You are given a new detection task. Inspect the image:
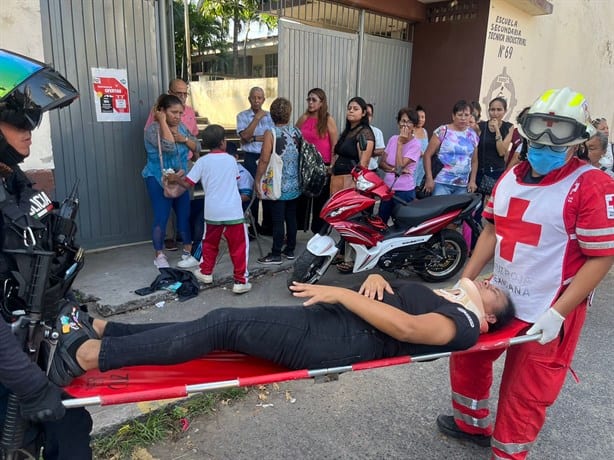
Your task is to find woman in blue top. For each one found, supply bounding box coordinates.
[142,94,200,268]
[255,97,301,265]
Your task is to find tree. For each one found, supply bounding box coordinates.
[198,0,277,77]
[173,1,226,79]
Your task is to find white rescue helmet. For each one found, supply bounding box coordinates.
[518,87,595,147]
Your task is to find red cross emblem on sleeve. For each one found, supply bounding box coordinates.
[496,197,542,262]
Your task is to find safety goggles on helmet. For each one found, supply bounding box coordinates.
[521,113,589,146]
[527,141,568,153]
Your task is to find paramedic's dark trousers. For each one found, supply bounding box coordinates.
[99,305,395,372]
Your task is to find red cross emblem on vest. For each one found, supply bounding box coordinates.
[496,197,542,262]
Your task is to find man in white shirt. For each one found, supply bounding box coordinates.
[366,103,385,172]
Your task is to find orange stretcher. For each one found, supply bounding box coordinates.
[62,319,539,409]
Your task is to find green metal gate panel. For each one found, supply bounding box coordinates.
[40,0,161,249]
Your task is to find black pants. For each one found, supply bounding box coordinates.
[99,305,405,372]
[269,198,298,256]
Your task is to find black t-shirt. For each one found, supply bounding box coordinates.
[378,281,480,354]
[333,125,375,175]
[478,120,513,172]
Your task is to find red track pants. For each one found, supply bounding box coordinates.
[199,222,249,284]
[449,304,586,459]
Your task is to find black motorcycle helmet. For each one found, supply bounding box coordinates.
[0,49,79,165]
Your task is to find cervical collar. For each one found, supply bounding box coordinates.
[435,278,487,333]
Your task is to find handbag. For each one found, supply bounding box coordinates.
[157,131,186,199]
[477,173,497,195]
[258,128,283,200]
[416,127,447,198]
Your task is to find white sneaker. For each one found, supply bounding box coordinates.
[154,253,170,268]
[193,270,213,284]
[178,255,200,269]
[232,282,252,294]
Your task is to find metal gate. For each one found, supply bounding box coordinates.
[278,19,412,141]
[278,19,357,133]
[40,0,161,249]
[360,34,412,141]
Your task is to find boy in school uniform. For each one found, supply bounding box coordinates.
[170,125,251,294]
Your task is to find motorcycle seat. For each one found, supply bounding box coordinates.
[392,194,474,228]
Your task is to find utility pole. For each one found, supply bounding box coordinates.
[184,0,192,82]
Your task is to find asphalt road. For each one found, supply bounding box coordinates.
[92,265,614,460]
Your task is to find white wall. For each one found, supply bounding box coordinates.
[480,0,614,138]
[1,0,53,170]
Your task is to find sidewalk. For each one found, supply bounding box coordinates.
[73,230,310,316]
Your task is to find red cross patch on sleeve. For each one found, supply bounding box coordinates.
[606,194,614,219]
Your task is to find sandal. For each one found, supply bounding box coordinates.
[47,302,98,387]
[331,254,345,265]
[336,261,354,274]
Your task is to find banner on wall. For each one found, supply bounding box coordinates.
[91,68,131,122]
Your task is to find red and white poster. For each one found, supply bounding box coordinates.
[91,68,131,122]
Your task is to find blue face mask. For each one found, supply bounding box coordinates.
[527,144,568,175]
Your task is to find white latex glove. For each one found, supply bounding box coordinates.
[527,308,565,345]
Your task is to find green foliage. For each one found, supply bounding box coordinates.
[91,388,249,459]
[173,0,226,79]
[196,0,278,76]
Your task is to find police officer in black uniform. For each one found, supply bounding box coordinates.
[0,49,92,459]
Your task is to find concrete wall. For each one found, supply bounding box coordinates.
[480,0,614,130]
[190,77,278,129]
[0,0,52,172]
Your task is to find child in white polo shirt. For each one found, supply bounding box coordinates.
[173,125,251,294]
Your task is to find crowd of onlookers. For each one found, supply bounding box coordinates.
[140,80,614,286]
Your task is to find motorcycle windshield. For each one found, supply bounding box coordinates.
[0,49,79,113]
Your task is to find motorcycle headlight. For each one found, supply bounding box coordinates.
[355,175,373,192]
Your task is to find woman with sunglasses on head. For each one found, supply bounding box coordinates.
[295,88,338,233]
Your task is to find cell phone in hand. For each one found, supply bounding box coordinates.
[358,133,368,151]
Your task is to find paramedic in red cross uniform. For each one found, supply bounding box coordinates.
[437,87,614,459]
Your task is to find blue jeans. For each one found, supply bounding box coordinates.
[433,182,468,196]
[379,189,416,223]
[269,198,298,256]
[99,305,404,372]
[145,176,191,251]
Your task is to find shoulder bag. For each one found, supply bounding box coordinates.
[258,128,283,200]
[158,131,186,199]
[416,126,447,198]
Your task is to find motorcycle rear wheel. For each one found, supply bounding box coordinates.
[418,229,467,282]
[287,250,327,290]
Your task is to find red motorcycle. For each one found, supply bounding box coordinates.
[288,167,482,286]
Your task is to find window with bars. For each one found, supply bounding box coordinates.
[427,1,478,23]
[265,53,278,77]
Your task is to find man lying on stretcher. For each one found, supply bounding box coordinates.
[47,276,515,386]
